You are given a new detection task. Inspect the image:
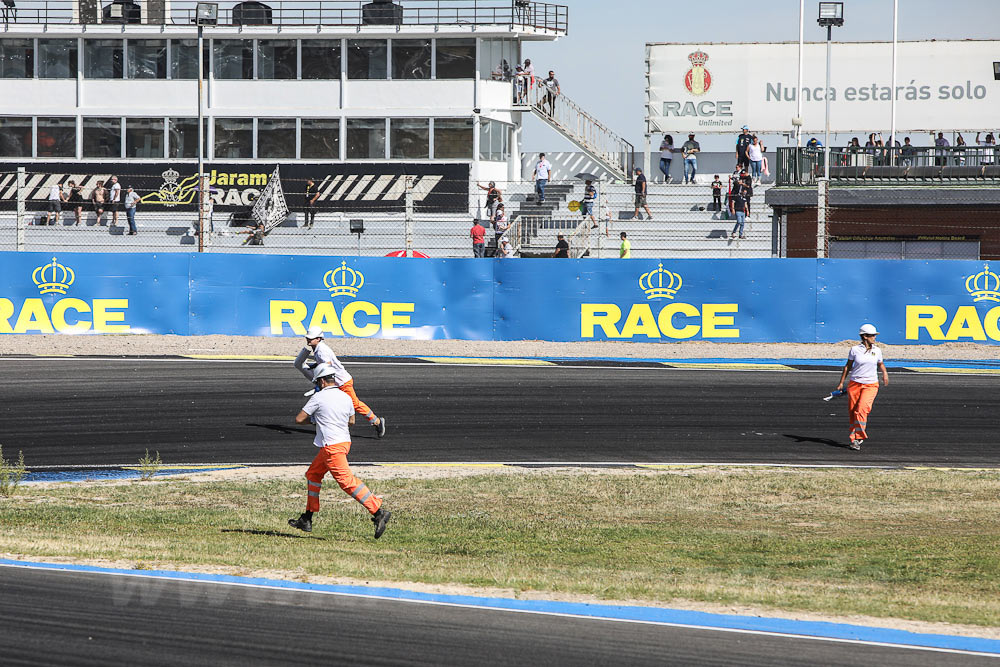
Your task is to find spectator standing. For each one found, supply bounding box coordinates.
[492,202,510,251]
[711,175,722,212]
[303,178,318,228]
[729,177,748,240]
[976,132,996,165]
[521,58,535,101]
[124,186,139,235]
[533,152,551,204]
[66,181,83,225]
[91,180,107,226]
[954,134,967,166]
[900,137,916,167]
[933,132,950,166]
[552,234,569,258]
[747,136,764,184]
[245,220,265,246]
[741,170,754,217]
[658,134,674,183]
[478,181,502,220]
[108,175,122,227]
[619,231,631,258]
[470,218,486,258]
[682,133,700,184]
[581,179,597,228]
[632,168,653,221]
[45,182,64,225]
[541,70,560,116]
[497,236,513,258]
[735,125,752,171]
[513,65,526,103]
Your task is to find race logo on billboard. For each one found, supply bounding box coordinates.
[684,50,712,96]
[324,261,365,299]
[966,263,1000,303]
[32,257,75,295]
[638,263,683,300]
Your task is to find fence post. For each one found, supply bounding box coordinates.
[16,166,25,252]
[816,178,828,259]
[404,175,414,258]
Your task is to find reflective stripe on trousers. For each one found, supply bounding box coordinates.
[847,381,879,443]
[304,442,381,515]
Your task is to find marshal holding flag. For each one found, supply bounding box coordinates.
[251,166,290,234]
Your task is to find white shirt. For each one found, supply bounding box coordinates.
[659,141,673,159]
[747,144,763,161]
[847,344,883,384]
[48,185,62,201]
[535,159,551,180]
[498,238,512,258]
[312,340,353,386]
[302,387,354,447]
[110,182,121,203]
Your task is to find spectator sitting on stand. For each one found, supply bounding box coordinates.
[497,236,513,259]
[244,220,265,246]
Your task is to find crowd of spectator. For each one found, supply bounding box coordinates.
[806,130,998,167]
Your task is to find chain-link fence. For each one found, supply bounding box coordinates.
[0,170,781,259]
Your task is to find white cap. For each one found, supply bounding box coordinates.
[859,323,879,335]
[304,326,324,339]
[312,365,336,381]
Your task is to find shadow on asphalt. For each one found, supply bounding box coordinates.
[783,434,850,450]
[246,423,316,436]
[221,528,327,541]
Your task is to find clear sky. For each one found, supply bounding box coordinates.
[522,0,998,152]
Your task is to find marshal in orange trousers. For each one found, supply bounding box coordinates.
[847,381,879,444]
[305,442,382,515]
[338,380,377,425]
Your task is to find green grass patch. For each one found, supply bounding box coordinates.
[1,469,999,627]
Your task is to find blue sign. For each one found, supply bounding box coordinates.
[1,252,998,345]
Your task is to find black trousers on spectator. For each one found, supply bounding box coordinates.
[304,204,316,227]
[713,193,722,211]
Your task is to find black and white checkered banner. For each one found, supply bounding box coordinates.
[250,166,288,232]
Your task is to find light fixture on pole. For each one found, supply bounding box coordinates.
[195,1,217,253]
[994,61,1000,81]
[817,1,844,181]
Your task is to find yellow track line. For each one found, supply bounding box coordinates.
[416,357,555,366]
[904,367,1000,375]
[662,362,796,371]
[183,354,297,361]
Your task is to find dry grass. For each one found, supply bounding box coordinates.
[2,469,999,627]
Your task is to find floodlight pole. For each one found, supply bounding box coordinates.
[197,22,205,253]
[823,24,832,180]
[889,0,898,162]
[796,0,803,149]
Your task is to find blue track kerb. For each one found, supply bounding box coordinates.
[1,559,998,655]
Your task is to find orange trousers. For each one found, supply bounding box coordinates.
[338,380,376,425]
[305,442,381,515]
[847,381,879,444]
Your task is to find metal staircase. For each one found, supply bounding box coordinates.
[514,80,633,182]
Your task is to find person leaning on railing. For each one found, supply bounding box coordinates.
[976,132,996,165]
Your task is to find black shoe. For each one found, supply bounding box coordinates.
[375,417,386,439]
[288,514,312,533]
[372,508,391,539]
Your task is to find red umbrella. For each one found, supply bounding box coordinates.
[384,250,430,258]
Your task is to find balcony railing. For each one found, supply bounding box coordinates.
[0,0,568,31]
[776,146,1000,186]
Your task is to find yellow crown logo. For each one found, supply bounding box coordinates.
[966,263,1000,303]
[323,261,365,298]
[32,257,75,295]
[638,263,683,300]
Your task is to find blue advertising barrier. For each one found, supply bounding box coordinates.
[1,252,998,345]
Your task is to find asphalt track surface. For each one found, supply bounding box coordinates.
[1,565,994,667]
[2,358,998,468]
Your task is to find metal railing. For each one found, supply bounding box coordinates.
[0,0,568,30]
[776,146,1000,186]
[513,77,632,182]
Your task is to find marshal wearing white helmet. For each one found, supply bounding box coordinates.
[834,323,889,450]
[294,326,386,439]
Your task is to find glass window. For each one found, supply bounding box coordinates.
[390,118,429,159]
[125,118,164,158]
[479,119,510,162]
[84,39,124,79]
[347,40,386,80]
[392,39,430,80]
[127,39,166,79]
[301,39,341,79]
[214,118,252,158]
[38,39,78,79]
[480,39,517,81]
[346,118,385,159]
[170,40,209,79]
[82,117,122,158]
[257,118,295,158]
[436,39,475,79]
[300,118,339,159]
[0,117,32,158]
[214,40,253,80]
[433,118,473,159]
[167,117,207,158]
[257,40,297,80]
[37,117,76,158]
[0,39,34,78]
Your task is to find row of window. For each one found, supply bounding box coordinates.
[0,37,518,81]
[0,116,513,162]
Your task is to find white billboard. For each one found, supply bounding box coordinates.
[646,40,998,135]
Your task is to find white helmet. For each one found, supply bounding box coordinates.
[305,326,324,340]
[312,365,336,382]
[859,323,879,335]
